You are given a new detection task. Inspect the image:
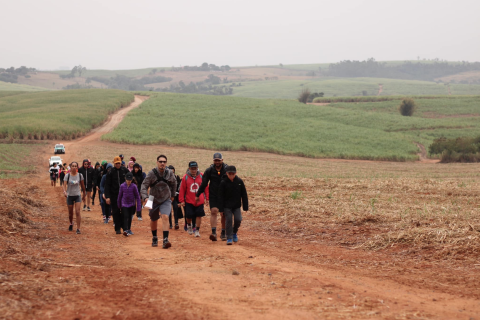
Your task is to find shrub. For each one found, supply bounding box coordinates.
[298,88,311,104]
[429,136,480,163]
[399,98,416,116]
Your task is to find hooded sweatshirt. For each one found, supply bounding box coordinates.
[128,161,134,172]
[141,167,177,204]
[117,181,142,211]
[217,175,248,213]
[105,165,129,199]
[196,163,228,199]
[179,169,209,206]
[100,163,113,195]
[132,163,146,191]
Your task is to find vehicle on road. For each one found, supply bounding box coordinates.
[49,156,63,167]
[54,144,65,154]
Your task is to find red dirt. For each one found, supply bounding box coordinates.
[1,97,478,319]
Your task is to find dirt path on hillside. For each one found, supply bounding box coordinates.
[2,97,476,319]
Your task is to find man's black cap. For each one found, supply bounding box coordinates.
[213,152,223,160]
[225,165,236,173]
[125,172,133,180]
[189,161,198,168]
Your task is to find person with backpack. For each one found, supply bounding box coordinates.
[62,162,86,234]
[132,163,146,221]
[140,155,177,249]
[118,172,142,237]
[179,161,209,237]
[100,163,113,223]
[167,165,183,230]
[105,156,129,234]
[218,165,249,245]
[196,152,228,241]
[49,162,60,187]
[78,159,95,211]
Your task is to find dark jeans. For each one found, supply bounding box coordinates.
[122,206,135,231]
[225,208,242,240]
[92,186,97,203]
[110,195,122,232]
[169,199,182,226]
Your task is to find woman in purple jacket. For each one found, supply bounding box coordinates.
[118,172,142,237]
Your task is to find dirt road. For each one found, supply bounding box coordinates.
[1,97,478,319]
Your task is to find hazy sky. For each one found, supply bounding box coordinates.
[2,0,479,70]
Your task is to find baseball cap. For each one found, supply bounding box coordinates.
[226,165,236,173]
[119,154,124,159]
[113,156,122,164]
[125,172,133,180]
[188,161,198,168]
[130,156,136,162]
[213,152,223,160]
[101,160,107,166]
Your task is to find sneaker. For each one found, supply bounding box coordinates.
[169,225,173,229]
[163,238,171,249]
[87,207,91,211]
[152,236,158,247]
[195,230,200,237]
[184,223,188,231]
[233,234,239,242]
[220,230,227,241]
[76,229,81,234]
[123,230,129,237]
[227,239,233,245]
[104,218,108,224]
[137,217,143,221]
[209,234,217,241]
[83,205,87,211]
[128,230,134,235]
[175,224,179,230]
[187,225,193,235]
[68,224,73,231]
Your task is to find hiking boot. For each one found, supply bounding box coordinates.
[233,234,239,242]
[175,224,179,230]
[83,205,87,211]
[220,230,227,241]
[209,234,218,241]
[76,229,81,234]
[152,236,158,247]
[195,230,200,237]
[128,230,134,235]
[87,207,91,211]
[163,238,171,249]
[123,230,129,237]
[227,239,233,245]
[187,225,193,235]
[137,217,143,221]
[68,224,73,231]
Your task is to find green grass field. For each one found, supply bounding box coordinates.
[0,81,49,92]
[102,93,480,161]
[0,143,42,179]
[0,89,134,140]
[231,77,480,99]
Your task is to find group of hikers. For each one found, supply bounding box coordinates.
[53,152,249,248]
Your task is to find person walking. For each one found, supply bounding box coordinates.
[196,152,228,241]
[132,163,146,221]
[168,165,183,230]
[91,162,101,206]
[59,164,66,187]
[141,155,177,248]
[100,163,113,223]
[49,162,60,187]
[118,172,142,237]
[62,162,86,234]
[105,156,129,234]
[179,161,208,237]
[218,165,249,245]
[78,159,95,211]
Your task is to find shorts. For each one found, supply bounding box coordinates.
[50,176,57,181]
[148,199,172,221]
[85,186,93,192]
[67,195,82,205]
[185,203,206,219]
[208,197,219,209]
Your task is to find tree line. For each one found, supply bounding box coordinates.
[0,66,36,83]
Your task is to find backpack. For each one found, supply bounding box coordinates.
[150,168,169,187]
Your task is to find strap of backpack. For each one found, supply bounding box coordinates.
[151,168,168,187]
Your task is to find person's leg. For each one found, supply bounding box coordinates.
[128,206,134,231]
[67,204,74,226]
[149,203,160,246]
[168,208,173,228]
[86,191,92,209]
[92,187,97,205]
[122,206,129,235]
[233,208,242,242]
[111,196,121,233]
[210,207,218,232]
[172,199,179,226]
[74,200,81,231]
[224,208,233,243]
[221,212,226,229]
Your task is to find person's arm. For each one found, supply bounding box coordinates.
[169,172,176,202]
[104,172,111,204]
[195,168,210,197]
[62,173,69,197]
[117,185,123,209]
[80,176,86,201]
[241,180,248,211]
[178,175,186,206]
[218,181,225,213]
[133,186,142,212]
[140,171,152,203]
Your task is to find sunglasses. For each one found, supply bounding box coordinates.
[158,160,167,163]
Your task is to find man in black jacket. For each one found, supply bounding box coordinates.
[196,152,228,241]
[105,156,129,234]
[218,165,248,245]
[78,159,95,211]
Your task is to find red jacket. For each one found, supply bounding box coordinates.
[179,170,209,206]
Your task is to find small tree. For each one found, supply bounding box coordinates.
[298,88,311,104]
[399,98,416,116]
